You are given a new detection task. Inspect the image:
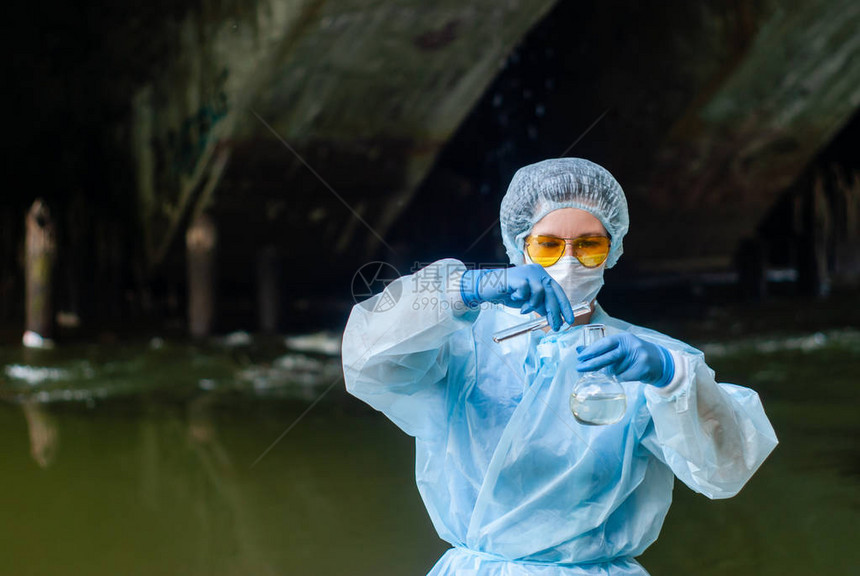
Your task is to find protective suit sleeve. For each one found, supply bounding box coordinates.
[636,333,778,500]
[342,259,479,440]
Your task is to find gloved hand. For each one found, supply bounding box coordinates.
[461,265,575,331]
[576,333,675,387]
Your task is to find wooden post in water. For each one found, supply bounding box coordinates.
[798,171,832,298]
[256,244,281,334]
[831,168,860,284]
[186,213,217,338]
[24,200,56,347]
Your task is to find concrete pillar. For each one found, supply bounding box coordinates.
[186,213,217,338]
[24,200,56,347]
[256,244,281,334]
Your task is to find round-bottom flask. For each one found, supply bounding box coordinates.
[569,324,627,425]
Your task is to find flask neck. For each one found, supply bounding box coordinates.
[579,366,617,381]
[582,324,607,347]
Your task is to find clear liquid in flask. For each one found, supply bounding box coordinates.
[569,391,627,426]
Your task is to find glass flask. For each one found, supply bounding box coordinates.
[568,324,627,425]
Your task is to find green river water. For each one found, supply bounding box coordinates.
[0,305,858,575]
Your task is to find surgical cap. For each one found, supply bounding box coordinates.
[500,158,629,267]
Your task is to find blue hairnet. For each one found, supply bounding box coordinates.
[500,158,629,267]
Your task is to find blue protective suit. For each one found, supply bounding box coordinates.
[342,259,778,576]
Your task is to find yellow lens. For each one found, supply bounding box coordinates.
[526,235,564,266]
[573,236,610,267]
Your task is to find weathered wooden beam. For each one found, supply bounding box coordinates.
[798,171,832,298]
[24,200,56,348]
[186,213,217,338]
[830,168,860,285]
[256,244,280,333]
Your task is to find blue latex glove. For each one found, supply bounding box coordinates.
[576,333,675,387]
[461,265,575,331]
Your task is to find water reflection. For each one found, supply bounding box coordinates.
[136,392,276,575]
[22,400,58,468]
[0,329,858,575]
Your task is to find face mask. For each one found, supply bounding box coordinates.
[527,254,605,306]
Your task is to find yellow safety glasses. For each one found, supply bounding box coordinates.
[524,234,611,268]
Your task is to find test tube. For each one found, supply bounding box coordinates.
[492,301,592,343]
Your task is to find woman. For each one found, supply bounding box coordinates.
[342,158,777,575]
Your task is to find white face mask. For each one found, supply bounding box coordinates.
[526,254,605,306]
